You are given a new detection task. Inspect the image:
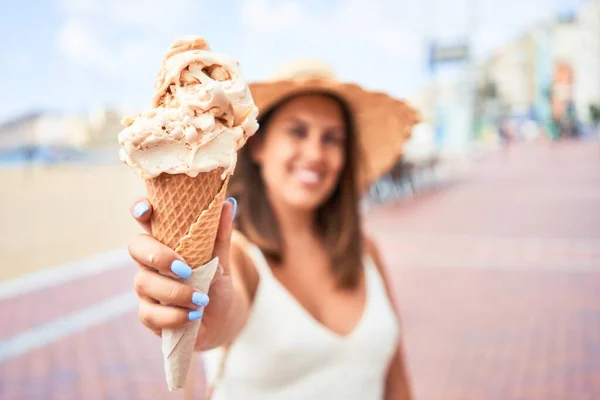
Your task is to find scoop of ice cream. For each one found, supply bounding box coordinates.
[118,36,259,180]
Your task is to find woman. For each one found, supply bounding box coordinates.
[127,61,419,399]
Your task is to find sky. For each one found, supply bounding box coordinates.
[0,0,582,122]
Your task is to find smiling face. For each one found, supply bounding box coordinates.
[252,94,347,212]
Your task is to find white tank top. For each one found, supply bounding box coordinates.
[203,243,399,399]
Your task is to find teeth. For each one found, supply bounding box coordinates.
[295,168,320,184]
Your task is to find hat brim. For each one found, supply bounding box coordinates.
[249,78,420,192]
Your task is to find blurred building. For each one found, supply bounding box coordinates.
[434,72,474,155]
[0,106,125,153]
[569,0,600,123]
[475,0,600,134]
[481,35,537,117]
[0,112,90,151]
[403,122,437,164]
[87,107,124,149]
[420,40,476,157]
[0,112,41,150]
[408,84,436,123]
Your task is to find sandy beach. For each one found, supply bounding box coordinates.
[0,164,145,281]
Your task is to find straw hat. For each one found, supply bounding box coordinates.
[248,60,420,191]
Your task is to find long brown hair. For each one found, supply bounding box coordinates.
[228,91,364,289]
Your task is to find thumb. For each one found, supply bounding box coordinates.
[212,197,236,276]
[130,198,153,234]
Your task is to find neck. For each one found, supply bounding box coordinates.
[271,198,316,239]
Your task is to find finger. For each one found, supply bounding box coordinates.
[128,233,192,279]
[138,297,204,331]
[212,198,235,276]
[134,268,209,309]
[130,198,153,233]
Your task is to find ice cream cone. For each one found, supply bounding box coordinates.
[146,168,227,261]
[146,168,230,390]
[118,35,258,392]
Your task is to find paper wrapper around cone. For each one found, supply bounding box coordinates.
[146,168,230,391]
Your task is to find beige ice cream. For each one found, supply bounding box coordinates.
[117,36,258,392]
[118,35,258,180]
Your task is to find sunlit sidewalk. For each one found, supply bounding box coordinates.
[367,139,600,400]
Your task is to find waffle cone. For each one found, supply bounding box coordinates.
[146,168,228,265]
[161,257,220,391]
[146,168,230,391]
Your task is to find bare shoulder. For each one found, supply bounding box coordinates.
[363,235,385,273]
[230,229,260,299]
[363,235,401,315]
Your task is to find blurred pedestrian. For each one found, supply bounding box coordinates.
[498,116,512,155]
[126,61,418,399]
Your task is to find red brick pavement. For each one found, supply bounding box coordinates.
[0,312,206,400]
[392,267,600,400]
[0,266,134,340]
[365,140,600,400]
[368,141,600,240]
[0,140,599,399]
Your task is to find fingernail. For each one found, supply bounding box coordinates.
[133,202,149,218]
[227,197,237,220]
[171,260,192,279]
[188,309,203,321]
[192,292,210,307]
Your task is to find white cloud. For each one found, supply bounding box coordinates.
[472,0,556,58]
[53,0,201,113]
[234,0,566,98]
[57,0,194,31]
[330,0,423,61]
[237,0,426,96]
[240,0,306,32]
[106,0,196,32]
[39,0,568,116]
[239,0,422,62]
[57,19,119,76]
[55,0,195,77]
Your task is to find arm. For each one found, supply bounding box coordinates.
[194,230,259,350]
[365,237,413,400]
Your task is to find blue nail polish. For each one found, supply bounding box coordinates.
[133,202,149,218]
[171,260,192,279]
[227,197,237,220]
[192,292,210,307]
[188,310,203,321]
